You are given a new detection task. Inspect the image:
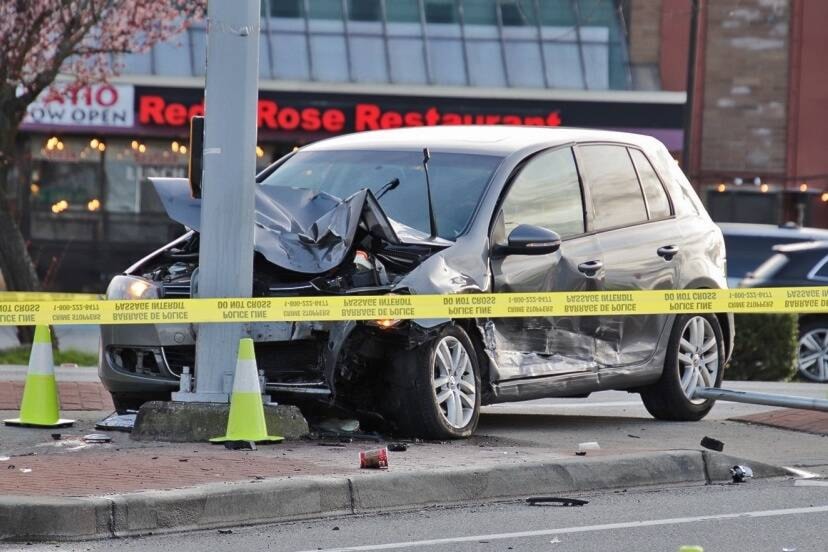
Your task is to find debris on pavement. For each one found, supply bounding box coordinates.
[526,497,589,507]
[316,418,360,433]
[19,468,32,473]
[51,433,61,440]
[0,456,9,461]
[576,441,600,455]
[700,436,724,452]
[83,433,112,444]
[730,465,754,483]
[550,537,561,544]
[387,442,408,452]
[224,440,257,451]
[318,442,347,447]
[359,447,389,469]
[95,411,138,432]
[627,434,641,439]
[217,529,233,534]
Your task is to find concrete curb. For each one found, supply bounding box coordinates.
[0,450,789,542]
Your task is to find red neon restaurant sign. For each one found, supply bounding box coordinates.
[138,95,562,133]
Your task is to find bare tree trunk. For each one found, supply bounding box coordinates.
[0,127,41,345]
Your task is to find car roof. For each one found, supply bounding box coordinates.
[302,126,663,156]
[773,240,828,254]
[717,222,828,240]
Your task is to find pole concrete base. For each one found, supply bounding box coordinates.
[131,401,309,442]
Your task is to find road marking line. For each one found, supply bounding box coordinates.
[297,505,828,552]
[794,479,828,487]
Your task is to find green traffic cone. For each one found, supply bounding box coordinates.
[4,326,74,428]
[210,338,283,444]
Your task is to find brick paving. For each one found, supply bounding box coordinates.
[0,448,331,496]
[731,408,828,436]
[0,381,113,411]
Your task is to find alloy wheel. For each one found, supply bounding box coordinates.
[798,328,828,382]
[431,336,476,429]
[678,316,719,403]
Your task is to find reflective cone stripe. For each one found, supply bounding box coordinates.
[4,325,74,428]
[210,338,283,444]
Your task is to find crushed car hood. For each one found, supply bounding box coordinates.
[151,178,449,274]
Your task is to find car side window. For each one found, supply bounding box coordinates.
[501,147,585,239]
[811,255,828,280]
[579,145,648,231]
[630,148,672,219]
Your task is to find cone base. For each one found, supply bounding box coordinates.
[209,435,284,444]
[4,418,74,428]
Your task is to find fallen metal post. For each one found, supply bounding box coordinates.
[694,387,828,412]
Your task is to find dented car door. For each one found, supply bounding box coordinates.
[488,147,605,381]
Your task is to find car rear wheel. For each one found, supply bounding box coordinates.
[797,319,828,382]
[386,325,481,439]
[641,313,724,421]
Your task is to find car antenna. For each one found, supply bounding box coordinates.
[423,147,438,239]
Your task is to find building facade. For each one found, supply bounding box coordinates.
[687,0,828,227]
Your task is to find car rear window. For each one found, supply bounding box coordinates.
[579,145,648,231]
[629,149,671,219]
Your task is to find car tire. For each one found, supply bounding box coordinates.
[797,318,828,382]
[386,324,481,439]
[641,313,725,421]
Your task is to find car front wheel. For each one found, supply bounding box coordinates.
[387,325,481,439]
[641,313,724,421]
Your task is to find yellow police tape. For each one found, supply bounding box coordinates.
[0,292,102,302]
[0,287,827,326]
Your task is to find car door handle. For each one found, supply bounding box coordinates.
[657,245,680,260]
[577,260,603,276]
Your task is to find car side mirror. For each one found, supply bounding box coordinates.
[498,224,561,256]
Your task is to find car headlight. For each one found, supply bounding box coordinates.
[106,275,159,300]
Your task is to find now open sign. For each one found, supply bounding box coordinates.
[23,83,134,128]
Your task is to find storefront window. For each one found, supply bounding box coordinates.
[309,0,343,19]
[30,137,101,213]
[104,139,188,214]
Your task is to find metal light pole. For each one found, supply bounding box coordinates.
[173,0,260,402]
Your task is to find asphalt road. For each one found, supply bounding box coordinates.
[11,478,825,552]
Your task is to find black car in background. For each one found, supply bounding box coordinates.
[742,241,828,382]
[718,223,828,288]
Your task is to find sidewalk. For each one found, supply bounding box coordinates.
[0,409,790,542]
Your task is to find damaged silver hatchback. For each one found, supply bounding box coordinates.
[100,126,734,439]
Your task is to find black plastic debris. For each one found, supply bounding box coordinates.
[95,411,137,433]
[388,442,408,452]
[700,436,724,452]
[51,433,61,441]
[730,465,754,483]
[526,497,589,507]
[218,529,233,534]
[224,440,257,451]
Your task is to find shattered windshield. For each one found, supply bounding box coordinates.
[259,150,503,241]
